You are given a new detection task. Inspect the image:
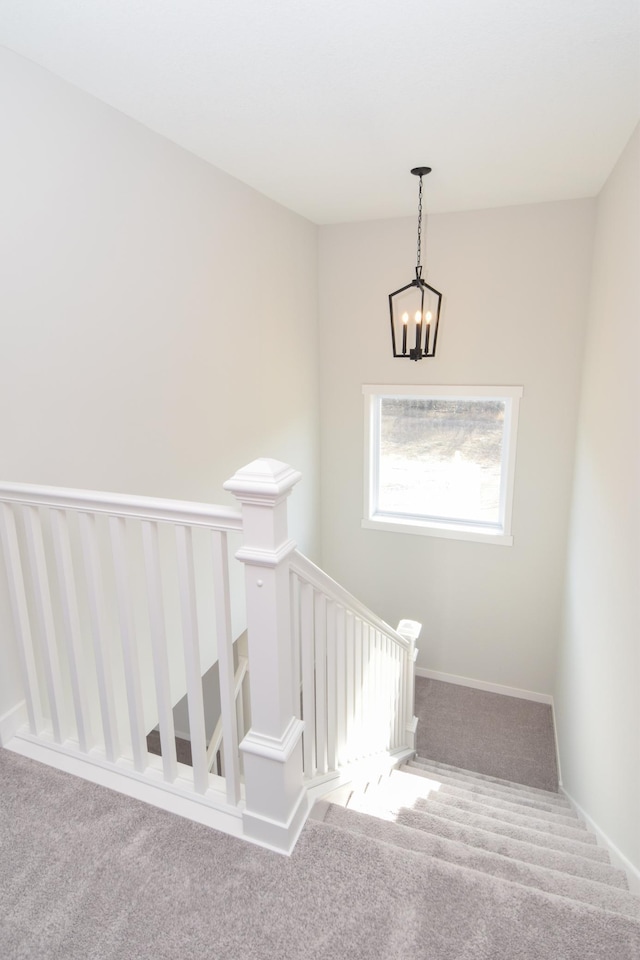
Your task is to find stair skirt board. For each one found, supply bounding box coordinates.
[311,754,640,953]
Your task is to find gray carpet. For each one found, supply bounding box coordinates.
[1,749,639,960]
[146,730,193,766]
[414,678,559,791]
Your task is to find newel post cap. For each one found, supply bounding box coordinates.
[397,619,422,642]
[224,459,302,504]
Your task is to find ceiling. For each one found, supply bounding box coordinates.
[1,0,638,224]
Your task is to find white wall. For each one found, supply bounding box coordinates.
[318,199,595,695]
[554,126,639,874]
[0,47,320,718]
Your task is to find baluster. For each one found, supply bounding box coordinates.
[393,644,402,749]
[403,642,412,748]
[369,627,378,755]
[314,592,327,775]
[354,618,363,758]
[23,505,67,743]
[141,520,177,783]
[0,503,44,734]
[175,524,208,795]
[109,515,147,772]
[371,628,381,752]
[345,610,355,763]
[50,509,94,753]
[365,624,375,754]
[290,573,301,719]
[326,599,337,772]
[395,643,404,751]
[78,512,120,762]
[335,606,346,767]
[211,529,240,805]
[376,631,384,751]
[388,644,395,750]
[383,633,392,750]
[360,621,370,755]
[300,580,316,777]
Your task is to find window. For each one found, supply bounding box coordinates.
[363,384,523,544]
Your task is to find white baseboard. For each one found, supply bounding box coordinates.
[2,730,314,857]
[4,730,244,834]
[562,786,640,896]
[415,668,553,705]
[0,701,27,746]
[551,702,563,788]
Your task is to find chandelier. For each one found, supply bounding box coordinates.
[389,167,443,360]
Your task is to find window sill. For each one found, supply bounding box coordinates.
[362,515,514,546]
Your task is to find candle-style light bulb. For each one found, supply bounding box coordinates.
[424,311,432,354]
[401,312,409,354]
[414,309,423,355]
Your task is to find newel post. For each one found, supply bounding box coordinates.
[397,618,421,751]
[224,459,308,853]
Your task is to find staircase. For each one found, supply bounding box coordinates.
[0,459,420,854]
[311,756,640,958]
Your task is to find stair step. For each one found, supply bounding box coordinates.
[420,782,586,829]
[409,789,594,845]
[410,796,607,861]
[306,819,640,959]
[390,807,627,887]
[407,759,572,810]
[319,803,640,920]
[414,755,563,802]
[400,765,583,824]
[342,775,625,888]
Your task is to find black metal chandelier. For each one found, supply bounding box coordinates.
[389,167,442,360]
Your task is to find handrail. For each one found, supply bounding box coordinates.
[0,482,242,531]
[290,549,410,650]
[206,656,249,771]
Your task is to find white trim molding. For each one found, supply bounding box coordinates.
[562,787,640,896]
[362,384,523,545]
[240,717,305,764]
[415,667,553,704]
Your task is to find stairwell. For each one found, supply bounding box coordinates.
[310,756,640,957]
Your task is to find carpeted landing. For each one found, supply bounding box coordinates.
[312,756,640,959]
[1,748,639,959]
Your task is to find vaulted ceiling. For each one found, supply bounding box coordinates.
[1,0,638,223]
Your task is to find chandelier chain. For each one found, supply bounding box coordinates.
[416,175,423,272]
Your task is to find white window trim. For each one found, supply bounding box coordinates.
[362,384,524,546]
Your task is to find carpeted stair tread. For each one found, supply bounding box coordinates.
[345,775,626,887]
[390,807,628,887]
[407,759,572,809]
[409,796,608,861]
[319,803,640,920]
[414,755,564,802]
[400,765,582,823]
[412,790,594,844]
[418,781,587,829]
[310,818,640,959]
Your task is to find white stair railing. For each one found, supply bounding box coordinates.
[289,552,420,786]
[0,459,419,854]
[0,483,246,821]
